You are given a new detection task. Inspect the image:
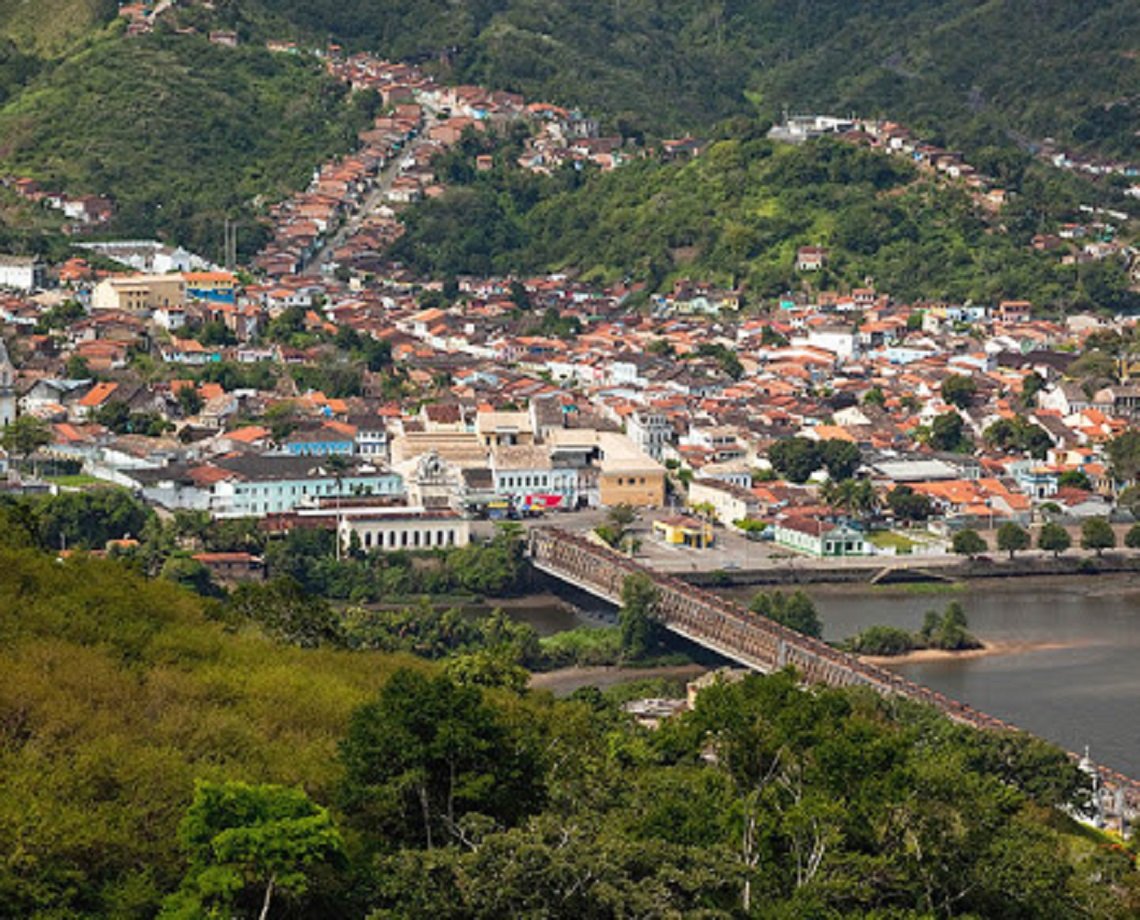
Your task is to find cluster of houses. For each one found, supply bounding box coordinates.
[0,240,1137,566]
[255,51,653,280]
[2,177,113,233]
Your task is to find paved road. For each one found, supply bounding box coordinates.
[306,127,436,274]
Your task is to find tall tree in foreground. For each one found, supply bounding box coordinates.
[162,781,344,920]
[338,669,545,850]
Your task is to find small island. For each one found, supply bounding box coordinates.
[841,602,983,659]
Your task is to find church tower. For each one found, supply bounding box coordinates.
[0,339,15,428]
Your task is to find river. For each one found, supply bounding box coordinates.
[507,574,1140,777]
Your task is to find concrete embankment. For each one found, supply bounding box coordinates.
[682,554,1140,588]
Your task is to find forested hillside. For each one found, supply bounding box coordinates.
[240,0,1139,154]
[0,24,371,259]
[392,132,1137,310]
[2,531,1139,917]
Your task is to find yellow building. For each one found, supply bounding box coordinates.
[595,431,666,508]
[653,515,715,549]
[92,274,186,313]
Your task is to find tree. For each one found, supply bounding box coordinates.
[163,780,344,920]
[227,578,342,648]
[749,590,822,638]
[952,528,987,559]
[886,485,933,522]
[338,669,544,849]
[767,437,821,484]
[941,374,977,409]
[176,385,203,417]
[862,386,885,407]
[929,412,971,452]
[1057,469,1092,491]
[65,354,90,379]
[619,572,662,660]
[1080,517,1115,557]
[1125,524,1140,550]
[1037,522,1071,558]
[1,415,52,470]
[160,555,218,597]
[996,522,1030,559]
[1106,430,1140,486]
[1020,371,1045,408]
[819,439,861,481]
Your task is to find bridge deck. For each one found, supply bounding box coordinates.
[529,527,1140,815]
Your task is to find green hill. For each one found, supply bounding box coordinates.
[244,0,1139,155]
[0,28,372,259]
[0,0,115,55]
[391,133,1137,310]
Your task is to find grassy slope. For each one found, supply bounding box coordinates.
[0,28,366,258]
[0,0,116,54]
[0,546,423,915]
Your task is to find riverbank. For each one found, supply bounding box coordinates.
[529,663,708,696]
[859,639,1077,667]
[682,552,1140,589]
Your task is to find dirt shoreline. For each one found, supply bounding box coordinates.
[529,663,707,695]
[860,639,1075,666]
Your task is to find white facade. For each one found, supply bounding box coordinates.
[338,508,470,553]
[627,411,671,461]
[0,255,41,291]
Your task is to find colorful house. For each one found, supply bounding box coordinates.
[653,515,715,549]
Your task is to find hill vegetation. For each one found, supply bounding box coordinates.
[241,0,1140,155]
[0,27,370,259]
[393,131,1136,309]
[0,498,1137,916]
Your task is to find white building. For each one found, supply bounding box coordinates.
[338,507,470,553]
[627,410,672,462]
[0,255,42,291]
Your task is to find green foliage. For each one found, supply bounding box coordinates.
[241,0,1140,165]
[941,373,977,409]
[391,133,1126,306]
[0,487,153,551]
[929,411,972,452]
[1038,521,1072,558]
[952,528,988,558]
[618,572,662,661]
[886,484,933,522]
[162,780,344,919]
[984,416,1053,460]
[767,435,821,484]
[748,589,822,638]
[340,600,540,664]
[1107,429,1140,485]
[1058,469,1093,491]
[996,522,1031,559]
[843,624,916,656]
[338,668,546,849]
[1,538,1133,917]
[0,31,368,258]
[0,545,412,916]
[819,438,862,481]
[1080,516,1116,556]
[1,413,51,462]
[846,602,980,655]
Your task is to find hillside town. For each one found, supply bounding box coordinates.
[0,37,1137,580]
[0,238,1139,576]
